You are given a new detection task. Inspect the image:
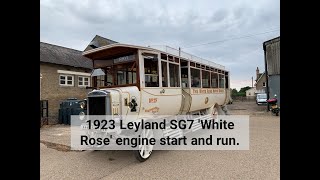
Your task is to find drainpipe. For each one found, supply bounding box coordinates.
[263,43,270,111]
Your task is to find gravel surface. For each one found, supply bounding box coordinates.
[40,101,280,179]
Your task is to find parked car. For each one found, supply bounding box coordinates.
[256,93,267,105]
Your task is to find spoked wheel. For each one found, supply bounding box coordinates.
[87,131,105,149]
[134,128,154,162]
[212,107,218,115]
[212,105,219,117]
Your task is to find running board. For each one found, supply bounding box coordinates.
[162,114,214,138]
[162,126,183,139]
[191,114,214,132]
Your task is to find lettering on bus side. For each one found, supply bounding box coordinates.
[149,98,158,103]
[200,89,207,93]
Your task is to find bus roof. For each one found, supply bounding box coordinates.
[82,43,226,70]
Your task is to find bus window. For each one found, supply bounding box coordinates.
[144,58,159,87]
[181,67,188,88]
[92,54,138,88]
[219,74,225,88]
[191,68,200,87]
[104,67,113,86]
[225,75,229,88]
[211,72,218,88]
[180,59,188,67]
[117,70,126,85]
[169,63,180,87]
[128,71,137,84]
[161,53,167,60]
[202,70,210,88]
[113,63,136,86]
[96,69,112,87]
[161,61,168,87]
[97,74,105,87]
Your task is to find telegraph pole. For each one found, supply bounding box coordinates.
[251,76,253,87]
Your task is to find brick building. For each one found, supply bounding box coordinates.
[255,67,266,94]
[40,42,93,124]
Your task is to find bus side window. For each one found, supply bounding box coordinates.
[225,75,229,89]
[191,68,200,87]
[169,63,180,87]
[211,72,218,88]
[202,70,210,88]
[144,57,159,87]
[181,68,188,88]
[219,74,225,88]
[161,61,168,87]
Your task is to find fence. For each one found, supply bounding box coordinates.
[232,96,256,102]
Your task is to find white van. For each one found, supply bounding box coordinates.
[256,93,267,105]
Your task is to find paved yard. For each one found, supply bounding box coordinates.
[40,101,279,179]
[41,124,71,151]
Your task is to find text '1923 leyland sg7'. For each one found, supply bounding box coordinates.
[77,43,231,161]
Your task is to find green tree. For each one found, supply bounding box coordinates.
[239,86,251,93]
[231,86,251,97]
[237,92,246,97]
[231,88,238,96]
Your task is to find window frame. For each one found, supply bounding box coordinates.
[78,76,90,87]
[168,62,181,87]
[201,69,211,88]
[144,56,160,88]
[161,60,169,87]
[59,74,74,86]
[190,67,201,88]
[218,73,225,88]
[141,51,229,90]
[210,72,219,88]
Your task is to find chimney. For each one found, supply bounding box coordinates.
[256,67,259,81]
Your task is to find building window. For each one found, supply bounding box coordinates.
[78,76,90,87]
[59,75,74,86]
[263,82,266,87]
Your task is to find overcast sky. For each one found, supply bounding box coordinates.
[40,0,279,90]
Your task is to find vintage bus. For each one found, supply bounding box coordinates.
[81,43,231,161]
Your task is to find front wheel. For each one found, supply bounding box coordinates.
[133,128,154,162]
